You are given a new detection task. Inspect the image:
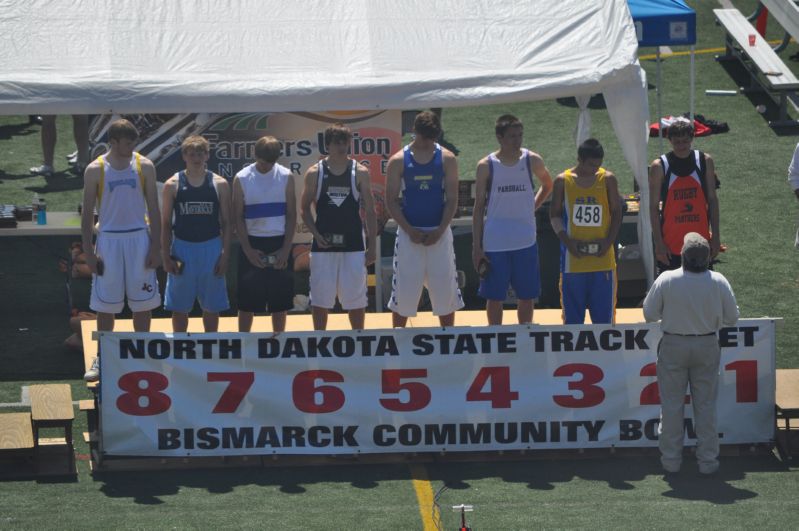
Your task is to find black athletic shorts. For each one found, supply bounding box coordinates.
[237,235,294,313]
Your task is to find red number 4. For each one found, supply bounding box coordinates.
[466,367,519,408]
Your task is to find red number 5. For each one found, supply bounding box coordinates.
[380,369,431,411]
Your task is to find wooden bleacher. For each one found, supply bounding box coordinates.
[755,0,799,53]
[714,7,799,127]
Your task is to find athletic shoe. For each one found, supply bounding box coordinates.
[84,356,100,382]
[70,163,87,176]
[29,164,54,177]
[66,150,78,163]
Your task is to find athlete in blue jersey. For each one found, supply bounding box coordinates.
[385,111,464,327]
[161,135,231,332]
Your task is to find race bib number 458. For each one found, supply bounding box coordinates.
[572,204,603,227]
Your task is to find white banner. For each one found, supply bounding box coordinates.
[99,319,776,456]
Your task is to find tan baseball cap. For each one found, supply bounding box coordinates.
[681,232,710,269]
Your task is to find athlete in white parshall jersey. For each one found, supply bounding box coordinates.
[81,119,161,382]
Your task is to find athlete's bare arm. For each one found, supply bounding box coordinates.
[213,175,232,276]
[160,174,179,274]
[385,151,425,243]
[529,151,554,209]
[598,172,622,258]
[300,164,328,247]
[140,158,162,269]
[232,176,265,268]
[703,154,721,258]
[276,177,297,270]
[549,174,584,258]
[471,157,490,271]
[425,148,459,247]
[648,158,670,262]
[356,163,378,266]
[80,162,102,273]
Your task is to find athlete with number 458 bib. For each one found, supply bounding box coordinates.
[549,138,622,325]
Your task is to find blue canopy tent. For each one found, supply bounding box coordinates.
[627,0,696,149]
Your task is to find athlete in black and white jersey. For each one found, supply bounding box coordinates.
[301,123,377,330]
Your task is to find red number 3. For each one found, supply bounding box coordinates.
[552,363,605,408]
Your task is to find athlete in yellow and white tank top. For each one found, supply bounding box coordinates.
[561,167,616,273]
[549,139,622,325]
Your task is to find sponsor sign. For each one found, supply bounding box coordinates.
[89,111,402,240]
[99,320,775,456]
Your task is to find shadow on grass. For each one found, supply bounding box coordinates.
[0,121,37,141]
[27,171,84,193]
[85,452,792,505]
[95,463,410,505]
[426,454,787,498]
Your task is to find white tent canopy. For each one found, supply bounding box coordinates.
[0,0,653,284]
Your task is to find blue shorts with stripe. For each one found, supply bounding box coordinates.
[560,270,616,324]
[164,237,229,313]
[478,243,540,301]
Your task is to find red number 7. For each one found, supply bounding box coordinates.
[207,372,255,413]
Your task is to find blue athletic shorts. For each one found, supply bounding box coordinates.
[478,243,540,301]
[164,237,229,313]
[560,270,616,324]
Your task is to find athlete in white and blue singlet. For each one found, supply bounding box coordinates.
[81,118,161,381]
[472,114,553,325]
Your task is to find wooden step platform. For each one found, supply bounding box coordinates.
[776,369,799,459]
[29,384,75,475]
[0,412,36,480]
[0,412,34,452]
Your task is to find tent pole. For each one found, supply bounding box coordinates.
[657,48,663,153]
[689,45,695,122]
